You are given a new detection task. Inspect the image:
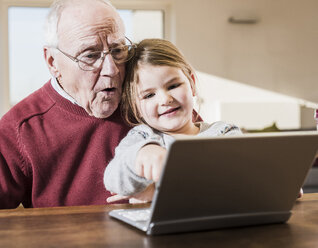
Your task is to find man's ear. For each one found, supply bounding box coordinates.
[190,74,196,96]
[44,47,61,78]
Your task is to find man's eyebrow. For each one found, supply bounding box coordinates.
[75,44,101,57]
[75,37,125,57]
[109,39,126,47]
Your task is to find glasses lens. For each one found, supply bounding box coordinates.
[77,51,102,71]
[111,45,136,64]
[77,37,136,70]
[79,51,100,64]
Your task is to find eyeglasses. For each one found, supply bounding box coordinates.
[56,37,136,71]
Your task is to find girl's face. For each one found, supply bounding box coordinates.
[136,64,197,135]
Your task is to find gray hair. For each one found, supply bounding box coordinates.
[44,0,115,47]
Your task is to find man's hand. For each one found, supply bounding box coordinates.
[135,144,167,182]
[297,188,304,199]
[107,183,156,204]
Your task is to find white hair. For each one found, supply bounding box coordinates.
[44,0,115,47]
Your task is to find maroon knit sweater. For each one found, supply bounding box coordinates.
[0,81,130,208]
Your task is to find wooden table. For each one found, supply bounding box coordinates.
[1,193,318,248]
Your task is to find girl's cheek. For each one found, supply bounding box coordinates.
[141,103,152,118]
[147,105,156,118]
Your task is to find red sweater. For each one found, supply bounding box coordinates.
[0,81,130,208]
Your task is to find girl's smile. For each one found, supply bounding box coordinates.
[136,64,199,136]
[158,107,181,117]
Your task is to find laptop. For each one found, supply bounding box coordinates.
[109,131,318,235]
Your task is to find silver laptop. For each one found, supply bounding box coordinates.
[109,131,318,235]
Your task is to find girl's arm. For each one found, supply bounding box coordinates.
[135,144,166,182]
[104,125,165,196]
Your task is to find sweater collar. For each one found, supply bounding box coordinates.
[50,77,78,105]
[45,80,124,121]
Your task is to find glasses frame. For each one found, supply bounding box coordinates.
[55,36,136,71]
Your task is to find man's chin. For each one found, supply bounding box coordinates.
[91,104,118,119]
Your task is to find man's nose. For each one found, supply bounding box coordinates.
[100,54,120,77]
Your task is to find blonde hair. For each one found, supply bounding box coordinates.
[121,38,197,126]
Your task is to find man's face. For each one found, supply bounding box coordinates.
[55,1,125,118]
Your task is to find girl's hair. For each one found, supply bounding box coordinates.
[122,38,197,126]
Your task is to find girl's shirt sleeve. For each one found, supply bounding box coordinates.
[104,124,164,196]
[198,121,242,137]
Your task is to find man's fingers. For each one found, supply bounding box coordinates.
[298,188,304,198]
[106,194,129,203]
[129,198,149,204]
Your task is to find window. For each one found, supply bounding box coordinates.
[8,7,50,105]
[118,10,164,42]
[8,7,164,106]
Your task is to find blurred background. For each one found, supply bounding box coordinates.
[1,0,318,131]
[0,0,318,190]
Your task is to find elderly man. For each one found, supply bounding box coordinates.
[0,0,133,208]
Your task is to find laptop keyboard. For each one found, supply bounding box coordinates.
[116,208,151,222]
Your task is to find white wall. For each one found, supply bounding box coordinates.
[170,0,318,104]
[195,72,307,129]
[1,0,317,128]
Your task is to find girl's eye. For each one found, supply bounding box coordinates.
[168,83,181,90]
[143,93,155,99]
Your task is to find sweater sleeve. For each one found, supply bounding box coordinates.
[0,117,30,209]
[104,124,164,196]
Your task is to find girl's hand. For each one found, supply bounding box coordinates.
[135,144,167,182]
[129,183,156,203]
[106,183,155,204]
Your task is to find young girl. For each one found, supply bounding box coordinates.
[104,39,242,202]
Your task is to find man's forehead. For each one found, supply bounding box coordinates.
[57,1,124,46]
[61,19,120,41]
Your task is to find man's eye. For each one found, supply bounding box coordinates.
[79,52,100,62]
[85,53,100,59]
[111,47,123,54]
[111,46,128,60]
